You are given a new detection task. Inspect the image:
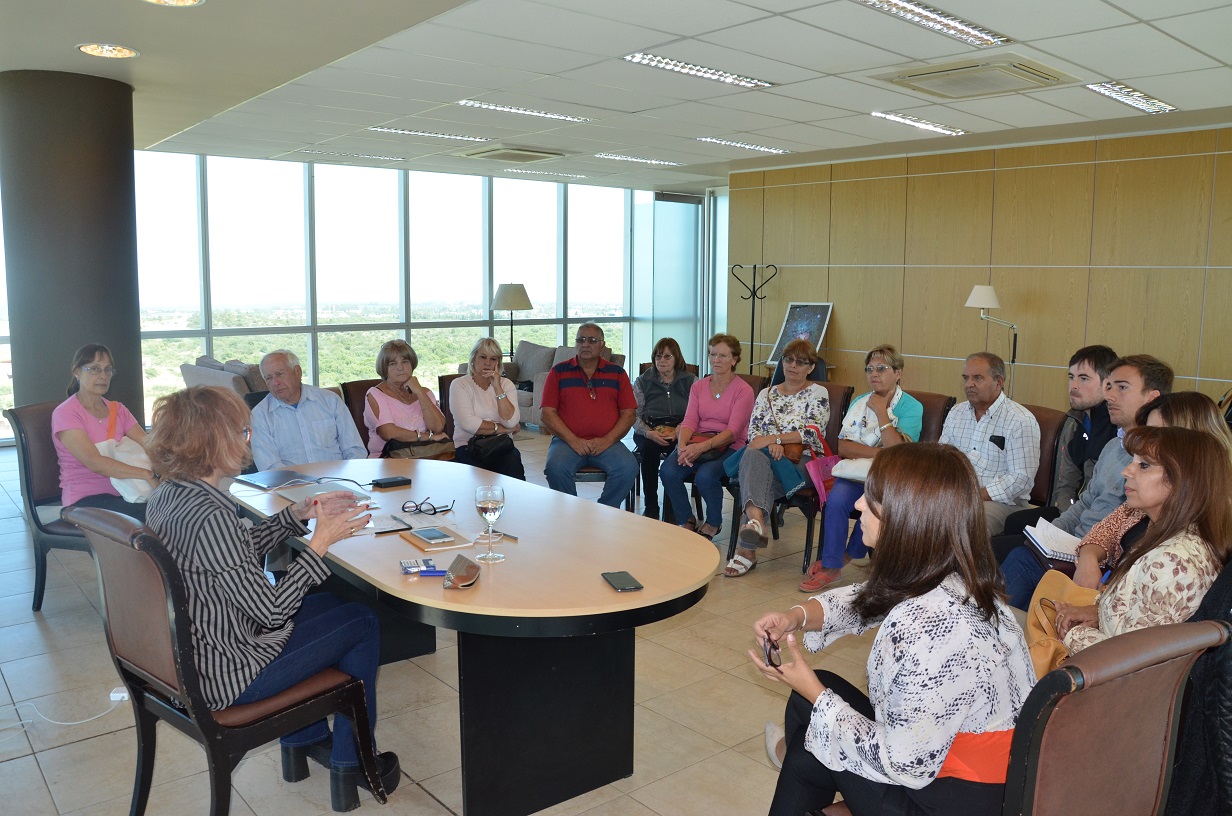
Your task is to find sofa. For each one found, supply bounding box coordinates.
[180,355,265,397]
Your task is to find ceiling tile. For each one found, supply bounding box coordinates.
[1153,6,1232,63]
[529,0,770,37]
[560,61,746,103]
[936,0,1136,40]
[891,104,1011,132]
[378,23,601,74]
[231,99,391,127]
[946,95,1092,128]
[204,111,357,137]
[596,113,715,138]
[260,85,446,116]
[514,76,681,113]
[293,67,485,104]
[650,39,824,85]
[747,121,879,148]
[1123,67,1232,110]
[329,48,545,91]
[820,113,938,141]
[768,75,927,112]
[787,2,972,61]
[430,0,677,56]
[734,0,830,13]
[641,100,792,130]
[367,116,529,142]
[561,123,703,149]
[1024,85,1151,119]
[698,16,907,75]
[1034,24,1220,79]
[1111,0,1232,19]
[704,89,852,121]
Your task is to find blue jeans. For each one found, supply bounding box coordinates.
[659,448,734,529]
[231,593,381,767]
[544,437,638,508]
[1000,546,1048,610]
[820,477,867,569]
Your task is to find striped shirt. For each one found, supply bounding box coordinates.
[145,479,330,709]
[939,392,1040,505]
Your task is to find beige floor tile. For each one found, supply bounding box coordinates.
[0,754,57,815]
[409,644,459,690]
[2,642,119,702]
[634,604,718,640]
[0,547,34,574]
[0,608,106,663]
[648,616,761,672]
[634,640,719,704]
[530,784,623,816]
[610,707,725,794]
[63,770,258,816]
[376,700,461,782]
[375,659,457,719]
[629,749,780,816]
[434,627,457,649]
[641,673,786,748]
[0,562,74,601]
[52,551,98,588]
[692,576,782,617]
[0,531,35,554]
[732,730,780,771]
[416,767,461,814]
[0,712,34,762]
[0,585,95,627]
[18,680,136,752]
[575,795,659,816]
[231,749,337,816]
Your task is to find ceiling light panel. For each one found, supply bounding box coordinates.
[695,137,790,154]
[594,153,683,166]
[870,110,966,135]
[367,126,489,141]
[77,43,139,59]
[141,0,206,5]
[503,168,589,179]
[623,53,773,88]
[856,0,1013,48]
[457,99,591,122]
[300,149,405,161]
[1084,82,1177,114]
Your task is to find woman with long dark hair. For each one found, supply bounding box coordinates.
[751,443,1034,816]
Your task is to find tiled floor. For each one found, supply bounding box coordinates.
[0,433,875,816]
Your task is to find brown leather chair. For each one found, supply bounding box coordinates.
[437,373,462,440]
[339,378,380,450]
[1022,403,1077,507]
[65,507,389,816]
[736,372,767,395]
[4,401,91,611]
[903,390,956,443]
[636,362,699,375]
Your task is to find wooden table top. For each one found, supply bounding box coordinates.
[229,459,720,634]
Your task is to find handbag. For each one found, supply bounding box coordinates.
[804,437,841,502]
[831,457,873,482]
[689,432,728,463]
[469,432,514,465]
[766,389,806,464]
[1026,569,1100,680]
[95,402,155,503]
[383,435,456,461]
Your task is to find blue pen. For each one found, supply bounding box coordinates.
[1100,569,1112,587]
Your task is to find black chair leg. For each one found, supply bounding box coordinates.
[205,753,233,816]
[802,511,817,574]
[31,539,48,612]
[130,701,159,816]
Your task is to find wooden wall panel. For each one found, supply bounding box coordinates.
[1085,268,1206,376]
[900,356,965,399]
[730,171,763,189]
[820,348,870,392]
[1091,156,1213,268]
[996,142,1095,169]
[833,157,906,181]
[1200,268,1232,381]
[826,266,904,353]
[764,166,831,185]
[762,183,829,264]
[987,268,1089,367]
[908,150,994,175]
[1008,365,1070,413]
[1210,154,1232,267]
[1196,379,1232,403]
[992,165,1095,266]
[1097,131,1217,161]
[901,267,991,360]
[728,188,764,265]
[906,171,993,265]
[830,177,906,265]
[752,266,828,366]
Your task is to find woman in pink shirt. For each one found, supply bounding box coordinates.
[51,343,156,521]
[659,333,755,539]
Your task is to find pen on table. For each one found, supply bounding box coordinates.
[416,569,448,577]
[491,530,518,541]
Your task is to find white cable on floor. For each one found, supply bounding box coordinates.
[0,699,123,743]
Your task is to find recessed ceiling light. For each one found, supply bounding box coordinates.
[622,53,773,89]
[367,126,489,142]
[300,150,405,162]
[870,111,966,135]
[1085,82,1177,114]
[594,153,683,167]
[140,0,206,6]
[504,169,589,179]
[457,100,591,123]
[696,137,790,155]
[77,43,139,59]
[857,0,1012,48]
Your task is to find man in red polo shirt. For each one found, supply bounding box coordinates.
[540,323,638,508]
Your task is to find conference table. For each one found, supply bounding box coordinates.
[230,458,720,816]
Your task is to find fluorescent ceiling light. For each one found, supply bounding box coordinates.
[504,169,589,179]
[1085,82,1177,114]
[368,126,488,142]
[77,43,139,58]
[594,153,683,167]
[141,0,206,6]
[696,137,789,155]
[857,0,1012,48]
[622,52,773,89]
[457,100,590,123]
[870,110,966,135]
[300,150,405,162]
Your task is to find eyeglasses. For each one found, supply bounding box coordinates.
[575,336,602,345]
[865,365,892,374]
[653,352,674,360]
[82,365,117,376]
[240,425,252,443]
[782,356,811,367]
[761,637,781,669]
[401,497,455,515]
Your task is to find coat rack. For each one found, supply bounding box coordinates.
[730,264,777,373]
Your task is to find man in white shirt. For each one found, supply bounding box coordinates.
[249,350,366,470]
[939,352,1040,534]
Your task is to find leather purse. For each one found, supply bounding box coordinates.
[383,436,456,460]
[443,554,481,589]
[689,432,728,463]
[1026,569,1100,680]
[469,432,514,465]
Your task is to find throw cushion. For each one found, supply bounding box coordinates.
[513,341,556,383]
[224,360,264,393]
[195,355,225,370]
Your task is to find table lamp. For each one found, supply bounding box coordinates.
[965,284,1019,396]
[491,283,532,356]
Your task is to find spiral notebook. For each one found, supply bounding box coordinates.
[1024,519,1082,563]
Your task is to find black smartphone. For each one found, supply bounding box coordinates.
[602,571,643,592]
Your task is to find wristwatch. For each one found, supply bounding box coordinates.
[496,393,507,401]
[775,437,782,445]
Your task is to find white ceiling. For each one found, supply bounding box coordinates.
[5,0,1232,194]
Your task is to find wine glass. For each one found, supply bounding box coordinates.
[474,485,505,563]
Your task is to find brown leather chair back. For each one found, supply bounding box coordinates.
[819,383,854,454]
[340,379,380,450]
[1006,620,1231,815]
[736,372,766,396]
[1023,403,1075,507]
[6,400,65,508]
[904,390,956,443]
[438,373,462,440]
[637,362,700,375]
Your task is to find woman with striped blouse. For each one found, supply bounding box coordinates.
[144,386,399,812]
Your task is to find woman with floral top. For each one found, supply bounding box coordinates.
[725,338,829,577]
[1053,426,1232,652]
[750,443,1035,816]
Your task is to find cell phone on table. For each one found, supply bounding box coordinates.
[602,571,643,592]
[411,526,454,543]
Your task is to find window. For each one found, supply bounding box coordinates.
[141,337,204,420]
[317,329,400,388]
[408,172,484,323]
[567,185,626,319]
[213,334,310,381]
[493,178,559,319]
[135,152,201,332]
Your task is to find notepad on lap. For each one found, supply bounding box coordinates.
[1024,519,1082,563]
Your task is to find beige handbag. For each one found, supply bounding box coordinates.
[1026,569,1099,680]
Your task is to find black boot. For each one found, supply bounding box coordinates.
[330,751,401,811]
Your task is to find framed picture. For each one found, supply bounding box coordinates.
[767,302,833,365]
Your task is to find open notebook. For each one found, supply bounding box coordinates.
[1024,519,1082,563]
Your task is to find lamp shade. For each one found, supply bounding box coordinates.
[964,285,1001,310]
[491,283,532,312]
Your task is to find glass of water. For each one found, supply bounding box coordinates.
[474,485,505,562]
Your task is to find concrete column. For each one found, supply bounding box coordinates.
[0,70,144,420]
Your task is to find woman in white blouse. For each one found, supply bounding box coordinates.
[750,443,1034,816]
[1053,425,1231,653]
[450,337,525,479]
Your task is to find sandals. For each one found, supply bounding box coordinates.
[724,553,756,577]
[799,562,841,593]
[697,524,722,539]
[738,518,768,548]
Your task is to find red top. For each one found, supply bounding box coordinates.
[541,357,635,439]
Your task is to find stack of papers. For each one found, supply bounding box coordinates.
[1024,519,1082,563]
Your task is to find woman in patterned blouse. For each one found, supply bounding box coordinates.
[750,443,1035,816]
[1053,426,1232,652]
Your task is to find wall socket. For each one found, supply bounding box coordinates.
[109,687,129,702]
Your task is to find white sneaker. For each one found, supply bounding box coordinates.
[765,721,785,770]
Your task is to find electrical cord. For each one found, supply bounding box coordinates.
[0,699,123,745]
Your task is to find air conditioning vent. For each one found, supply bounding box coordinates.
[873,54,1078,99]
[457,144,565,163]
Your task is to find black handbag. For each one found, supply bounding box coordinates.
[469,433,514,465]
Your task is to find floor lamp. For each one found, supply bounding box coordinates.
[965,285,1019,397]
[491,283,532,356]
